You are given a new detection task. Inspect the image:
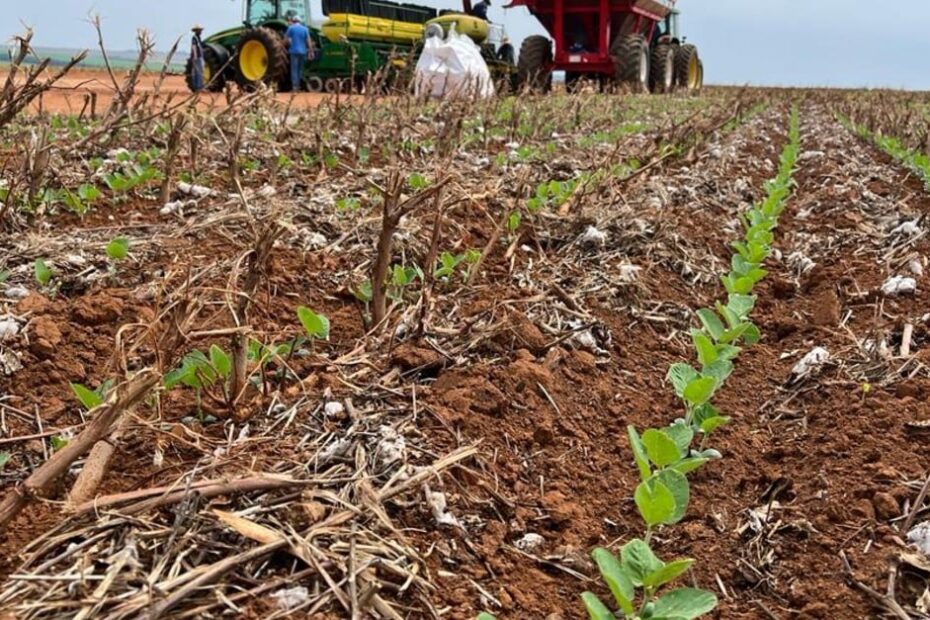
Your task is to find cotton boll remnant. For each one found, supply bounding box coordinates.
[580,225,607,248]
[618,264,642,283]
[377,425,407,466]
[911,259,925,277]
[425,487,462,529]
[515,533,545,551]
[323,401,345,418]
[256,185,277,198]
[891,220,922,237]
[270,586,309,611]
[3,286,29,299]
[909,522,930,557]
[177,182,214,198]
[881,276,917,297]
[791,347,830,379]
[0,319,19,341]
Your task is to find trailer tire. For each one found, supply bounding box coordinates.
[516,35,552,93]
[306,76,324,93]
[674,43,701,92]
[235,27,288,90]
[611,33,650,92]
[186,43,228,93]
[650,43,675,94]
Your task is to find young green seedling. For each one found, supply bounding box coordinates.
[106,237,130,261]
[34,259,53,286]
[71,379,114,410]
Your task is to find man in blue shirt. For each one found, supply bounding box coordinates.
[285,15,311,92]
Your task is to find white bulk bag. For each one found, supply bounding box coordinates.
[415,24,494,99]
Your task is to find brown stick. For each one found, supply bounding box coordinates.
[0,370,159,528]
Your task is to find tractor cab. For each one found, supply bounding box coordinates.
[243,0,311,27]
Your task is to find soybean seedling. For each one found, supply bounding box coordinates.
[582,541,716,620]
[164,345,234,417]
[34,259,53,286]
[297,306,330,353]
[71,379,114,410]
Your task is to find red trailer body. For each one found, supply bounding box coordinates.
[507,0,674,75]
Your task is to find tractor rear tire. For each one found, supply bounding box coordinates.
[516,35,552,93]
[235,27,288,90]
[674,43,701,92]
[185,43,228,93]
[611,33,650,93]
[650,43,675,94]
[696,59,705,93]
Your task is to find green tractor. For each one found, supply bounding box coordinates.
[186,0,436,93]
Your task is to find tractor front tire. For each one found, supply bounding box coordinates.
[186,44,229,93]
[611,34,650,93]
[235,27,288,90]
[674,43,701,92]
[650,43,674,94]
[516,35,553,93]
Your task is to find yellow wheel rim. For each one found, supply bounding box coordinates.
[240,40,269,82]
[204,63,212,85]
[688,56,699,89]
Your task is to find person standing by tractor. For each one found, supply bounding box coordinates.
[471,0,491,21]
[285,14,312,92]
[190,24,205,91]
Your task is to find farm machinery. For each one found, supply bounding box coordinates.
[186,0,516,93]
[509,0,703,93]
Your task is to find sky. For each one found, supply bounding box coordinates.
[4,0,930,90]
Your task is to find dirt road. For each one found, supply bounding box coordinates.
[6,67,354,114]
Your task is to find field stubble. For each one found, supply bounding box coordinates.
[1,60,930,620]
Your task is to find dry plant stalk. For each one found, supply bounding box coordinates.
[370,173,448,325]
[0,30,87,129]
[0,370,160,528]
[229,223,284,414]
[159,112,189,204]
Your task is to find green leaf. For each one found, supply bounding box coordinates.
[580,592,614,620]
[477,614,497,620]
[507,210,521,233]
[34,259,52,285]
[715,302,740,329]
[642,429,682,467]
[163,368,188,390]
[297,306,330,340]
[655,468,690,523]
[671,457,709,474]
[665,421,694,454]
[591,548,635,614]
[644,558,694,588]
[714,343,741,362]
[652,587,717,619]
[0,452,9,470]
[209,345,232,378]
[354,280,373,303]
[407,172,430,189]
[703,360,734,386]
[683,376,716,407]
[50,436,69,452]
[634,478,676,527]
[106,237,130,260]
[743,322,761,345]
[691,330,717,367]
[696,309,724,341]
[667,363,699,398]
[78,184,101,202]
[627,426,652,481]
[620,538,663,587]
[0,270,9,283]
[70,383,104,410]
[700,415,731,434]
[727,294,755,318]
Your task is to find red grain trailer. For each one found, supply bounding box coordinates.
[505,0,703,93]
